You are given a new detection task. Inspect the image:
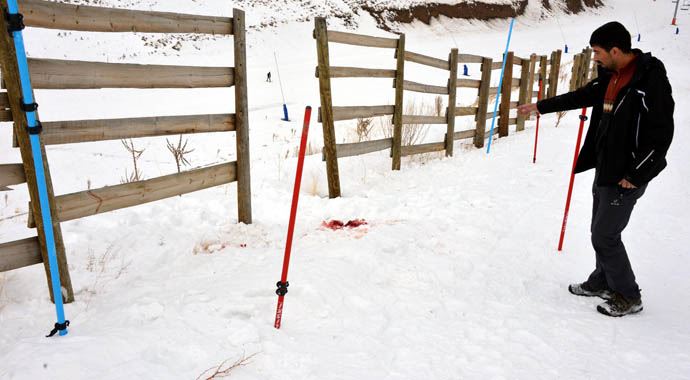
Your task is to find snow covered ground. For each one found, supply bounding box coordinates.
[1,0,689,379]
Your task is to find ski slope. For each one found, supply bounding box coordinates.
[1,0,689,379]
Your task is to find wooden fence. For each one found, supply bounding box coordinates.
[0,0,252,303]
[314,18,562,198]
[570,47,595,91]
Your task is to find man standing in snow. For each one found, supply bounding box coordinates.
[518,22,674,317]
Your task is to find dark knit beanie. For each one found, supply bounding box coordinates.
[589,22,632,53]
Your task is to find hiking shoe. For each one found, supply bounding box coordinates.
[568,282,613,300]
[597,293,643,317]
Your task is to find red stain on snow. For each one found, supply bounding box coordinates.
[321,219,368,230]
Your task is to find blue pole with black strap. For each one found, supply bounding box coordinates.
[6,0,69,337]
[486,18,515,154]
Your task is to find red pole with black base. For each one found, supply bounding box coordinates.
[274,106,312,329]
[558,107,588,251]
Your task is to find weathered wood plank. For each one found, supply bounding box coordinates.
[0,237,42,272]
[40,114,235,145]
[454,106,478,117]
[509,101,518,109]
[0,92,9,108]
[516,57,531,131]
[328,66,396,78]
[0,109,12,121]
[509,117,517,125]
[457,54,484,64]
[474,57,492,148]
[511,78,521,87]
[401,141,445,157]
[314,17,341,198]
[453,129,475,140]
[401,80,448,95]
[391,34,405,170]
[322,138,393,161]
[321,105,394,122]
[19,0,233,34]
[404,50,450,70]
[446,48,458,156]
[401,115,446,124]
[0,163,26,187]
[232,8,251,224]
[29,163,237,226]
[28,58,234,89]
[326,30,398,49]
[0,2,74,302]
[498,52,514,137]
[456,78,481,88]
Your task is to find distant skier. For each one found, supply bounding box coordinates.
[518,22,674,317]
[266,71,272,82]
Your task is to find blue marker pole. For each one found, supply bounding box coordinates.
[564,44,568,53]
[463,64,469,76]
[274,51,290,121]
[7,0,68,337]
[486,18,515,154]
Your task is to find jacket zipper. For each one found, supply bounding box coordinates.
[636,149,655,170]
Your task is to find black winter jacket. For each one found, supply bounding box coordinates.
[537,50,674,187]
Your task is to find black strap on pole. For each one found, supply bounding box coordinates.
[5,11,24,34]
[46,320,70,338]
[579,114,589,121]
[275,281,289,296]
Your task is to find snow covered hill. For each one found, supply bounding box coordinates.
[1,0,688,379]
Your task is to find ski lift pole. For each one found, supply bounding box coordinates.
[274,51,290,121]
[557,107,588,252]
[274,106,312,329]
[487,18,515,154]
[6,0,69,337]
[532,79,544,164]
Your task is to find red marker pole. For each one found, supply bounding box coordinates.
[532,79,544,164]
[274,106,312,329]
[558,107,588,251]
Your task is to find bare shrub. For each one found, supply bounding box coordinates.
[120,139,144,183]
[434,95,444,117]
[401,99,430,146]
[196,353,259,380]
[355,117,374,142]
[166,134,195,173]
[555,110,568,128]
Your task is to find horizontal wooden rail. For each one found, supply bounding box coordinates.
[491,61,504,70]
[509,101,518,109]
[29,162,237,226]
[0,110,12,122]
[454,106,478,116]
[509,117,517,125]
[19,0,233,34]
[404,51,449,70]
[40,114,235,145]
[457,54,484,63]
[401,115,446,125]
[326,66,396,79]
[322,138,393,161]
[456,78,481,88]
[28,58,234,89]
[0,237,42,272]
[0,92,9,108]
[325,30,398,49]
[452,129,475,140]
[0,164,26,187]
[511,78,521,87]
[401,141,445,156]
[320,105,395,122]
[401,80,448,95]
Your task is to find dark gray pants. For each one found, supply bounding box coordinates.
[585,182,647,300]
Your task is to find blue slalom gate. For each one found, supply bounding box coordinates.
[6,0,69,337]
[486,18,515,154]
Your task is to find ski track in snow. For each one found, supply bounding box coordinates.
[1,0,689,379]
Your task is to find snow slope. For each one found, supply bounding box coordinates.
[1,0,689,379]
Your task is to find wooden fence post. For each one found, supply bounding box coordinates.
[539,55,548,99]
[445,48,458,156]
[233,8,251,224]
[392,34,405,170]
[580,47,592,88]
[516,57,530,131]
[314,17,341,198]
[474,57,492,148]
[547,50,557,98]
[498,51,513,137]
[0,1,74,303]
[569,53,582,91]
[527,53,537,103]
